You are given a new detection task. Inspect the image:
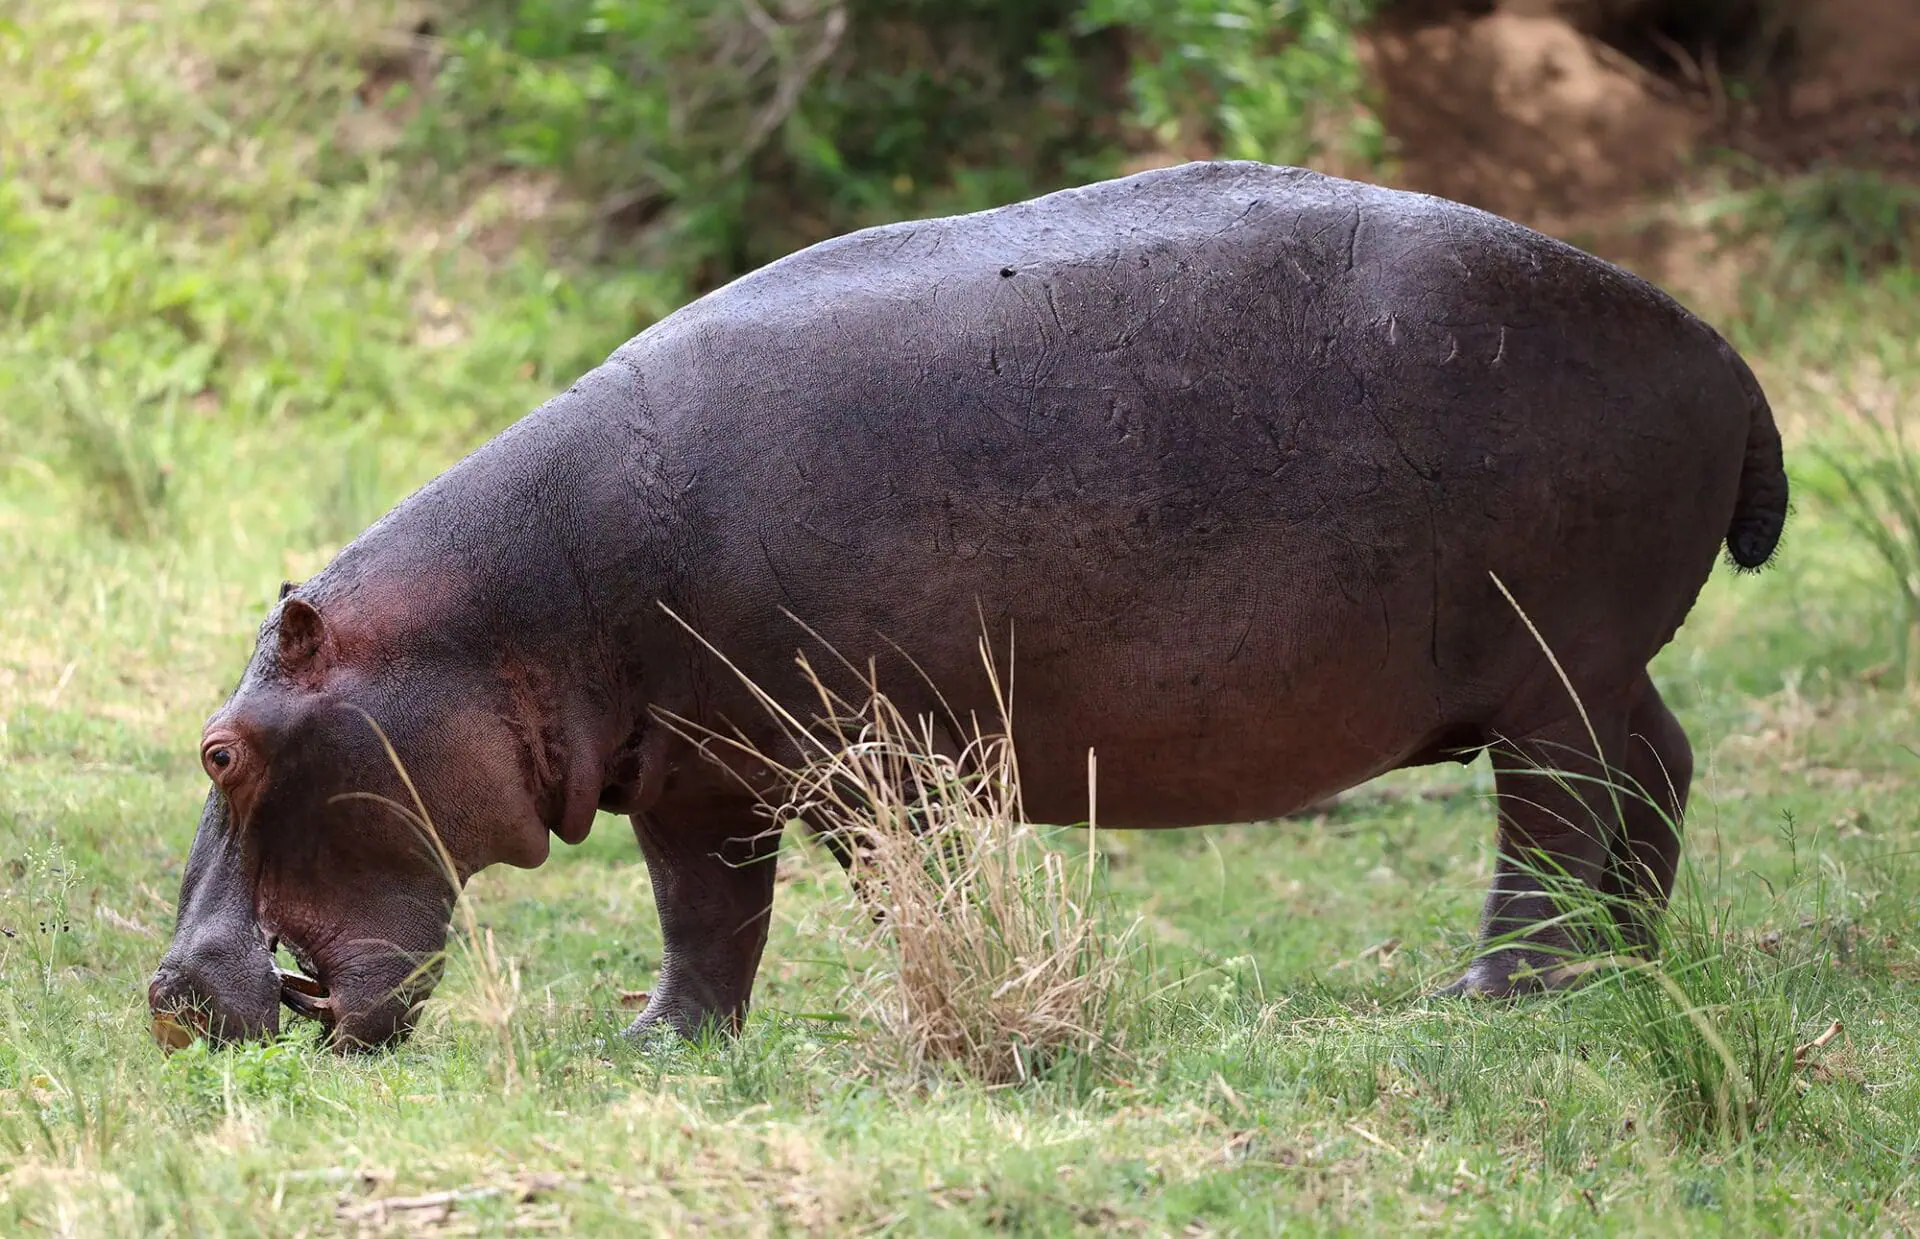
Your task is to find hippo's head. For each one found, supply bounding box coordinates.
[149,584,603,1051]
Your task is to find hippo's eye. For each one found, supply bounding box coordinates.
[201,739,244,783]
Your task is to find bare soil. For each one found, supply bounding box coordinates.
[1363,0,1920,278]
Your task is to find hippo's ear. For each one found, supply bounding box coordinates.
[276,598,328,679]
[278,580,299,601]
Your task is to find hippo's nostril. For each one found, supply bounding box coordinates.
[147,968,215,1053]
[147,966,188,1013]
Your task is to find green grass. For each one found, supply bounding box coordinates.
[4,1,1920,1233]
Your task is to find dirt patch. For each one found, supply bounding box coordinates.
[1362,0,1920,279]
[1793,0,1920,108]
[1365,9,1701,226]
[1738,0,1920,177]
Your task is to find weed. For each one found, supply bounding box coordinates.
[2,843,81,994]
[165,1037,316,1116]
[1704,168,1920,292]
[1471,574,1841,1146]
[1586,822,1839,1147]
[1806,402,1920,684]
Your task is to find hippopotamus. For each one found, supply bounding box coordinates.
[148,160,1786,1049]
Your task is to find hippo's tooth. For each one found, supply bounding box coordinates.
[276,967,328,999]
[277,968,335,1024]
[279,985,334,1024]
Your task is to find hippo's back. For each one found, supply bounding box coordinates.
[613,161,1755,826]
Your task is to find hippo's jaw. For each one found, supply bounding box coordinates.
[259,911,443,1051]
[151,787,446,1055]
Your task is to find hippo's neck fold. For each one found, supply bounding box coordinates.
[304,362,678,833]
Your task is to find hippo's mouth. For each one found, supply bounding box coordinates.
[278,965,333,1024]
[269,934,336,1028]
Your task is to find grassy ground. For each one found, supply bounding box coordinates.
[5,2,1920,1234]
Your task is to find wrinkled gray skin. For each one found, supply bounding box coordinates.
[150,161,1787,1049]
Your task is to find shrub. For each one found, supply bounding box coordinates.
[421,0,1382,286]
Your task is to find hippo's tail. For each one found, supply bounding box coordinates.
[1723,345,1789,572]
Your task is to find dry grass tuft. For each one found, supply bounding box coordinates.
[670,621,1138,1085]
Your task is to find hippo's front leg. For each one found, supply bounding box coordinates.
[626,806,780,1040]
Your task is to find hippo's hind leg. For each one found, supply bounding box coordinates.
[1602,676,1691,952]
[626,804,780,1040]
[1438,709,1631,998]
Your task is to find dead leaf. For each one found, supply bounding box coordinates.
[1794,1020,1844,1068]
[1359,937,1401,962]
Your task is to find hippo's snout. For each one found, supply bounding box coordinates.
[147,939,282,1048]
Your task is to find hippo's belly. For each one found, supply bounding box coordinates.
[743,524,1477,830]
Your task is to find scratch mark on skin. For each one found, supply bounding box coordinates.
[1443,335,1460,364]
[1226,604,1256,665]
[1339,356,1437,483]
[1492,326,1508,367]
[795,519,856,552]
[1376,577,1393,673]
[1043,283,1067,337]
[757,536,800,613]
[1205,198,1264,244]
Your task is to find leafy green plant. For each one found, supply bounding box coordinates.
[421,0,1382,287]
[2,844,81,994]
[433,0,849,204]
[1067,0,1381,167]
[165,1038,317,1115]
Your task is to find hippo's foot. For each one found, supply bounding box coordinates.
[1430,948,1605,1000]
[619,985,746,1044]
[620,1010,689,1044]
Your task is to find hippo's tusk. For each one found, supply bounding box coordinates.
[277,967,327,998]
[277,968,334,1024]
